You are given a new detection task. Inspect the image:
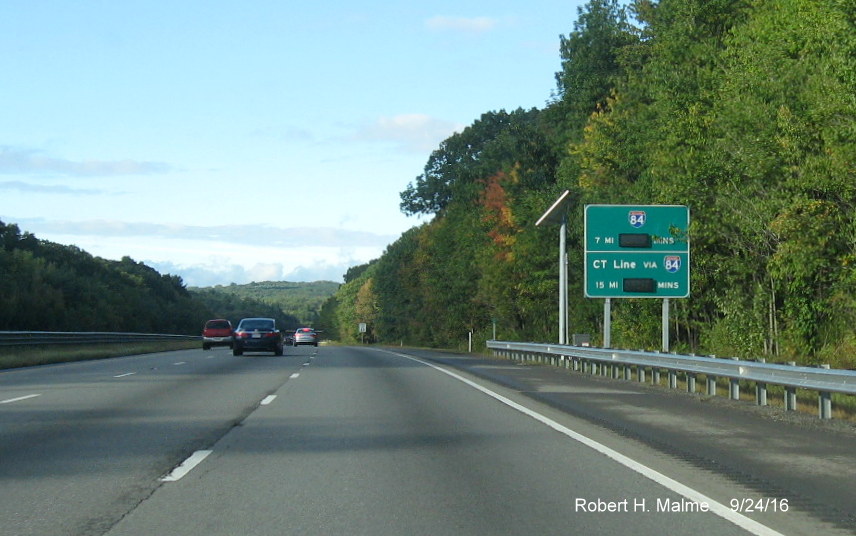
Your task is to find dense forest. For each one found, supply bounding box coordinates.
[0,220,207,334]
[0,220,327,334]
[319,0,856,369]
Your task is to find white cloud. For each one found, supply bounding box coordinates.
[0,181,103,195]
[425,16,500,33]
[352,114,463,153]
[247,262,286,282]
[0,146,172,177]
[1,218,391,285]
[6,218,396,248]
[146,250,373,286]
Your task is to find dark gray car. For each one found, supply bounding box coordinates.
[233,317,283,356]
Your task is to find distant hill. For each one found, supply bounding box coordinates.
[190,281,339,328]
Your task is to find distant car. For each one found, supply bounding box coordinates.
[202,319,233,350]
[284,331,295,346]
[293,327,318,347]
[233,317,283,356]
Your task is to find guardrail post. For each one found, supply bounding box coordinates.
[668,370,677,389]
[652,368,660,386]
[755,358,767,406]
[756,383,767,406]
[729,379,740,400]
[729,358,740,400]
[687,373,696,393]
[638,366,646,383]
[785,362,797,411]
[819,364,832,419]
[706,376,717,396]
[624,365,631,381]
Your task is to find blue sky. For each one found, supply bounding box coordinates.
[0,0,588,286]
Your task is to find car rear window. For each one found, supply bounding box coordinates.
[206,320,231,329]
[240,320,274,330]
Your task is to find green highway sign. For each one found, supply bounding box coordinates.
[584,205,690,298]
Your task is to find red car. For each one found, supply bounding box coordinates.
[202,319,233,350]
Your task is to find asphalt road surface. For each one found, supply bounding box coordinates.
[0,345,853,535]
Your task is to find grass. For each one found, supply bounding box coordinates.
[0,340,200,370]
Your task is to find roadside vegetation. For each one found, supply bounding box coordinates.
[0,341,199,370]
[319,0,856,371]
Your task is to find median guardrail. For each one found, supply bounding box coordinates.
[487,340,856,420]
[0,331,198,346]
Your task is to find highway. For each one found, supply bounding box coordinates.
[0,345,853,535]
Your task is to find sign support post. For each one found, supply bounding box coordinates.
[559,213,567,345]
[604,298,611,349]
[536,190,573,345]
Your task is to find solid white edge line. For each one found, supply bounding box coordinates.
[384,350,785,536]
[261,395,277,405]
[160,450,213,482]
[0,394,41,404]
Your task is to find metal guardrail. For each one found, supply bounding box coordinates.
[487,340,856,419]
[0,331,198,347]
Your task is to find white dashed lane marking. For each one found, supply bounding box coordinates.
[160,450,212,482]
[0,394,41,404]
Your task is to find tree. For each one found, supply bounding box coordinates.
[547,0,637,148]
